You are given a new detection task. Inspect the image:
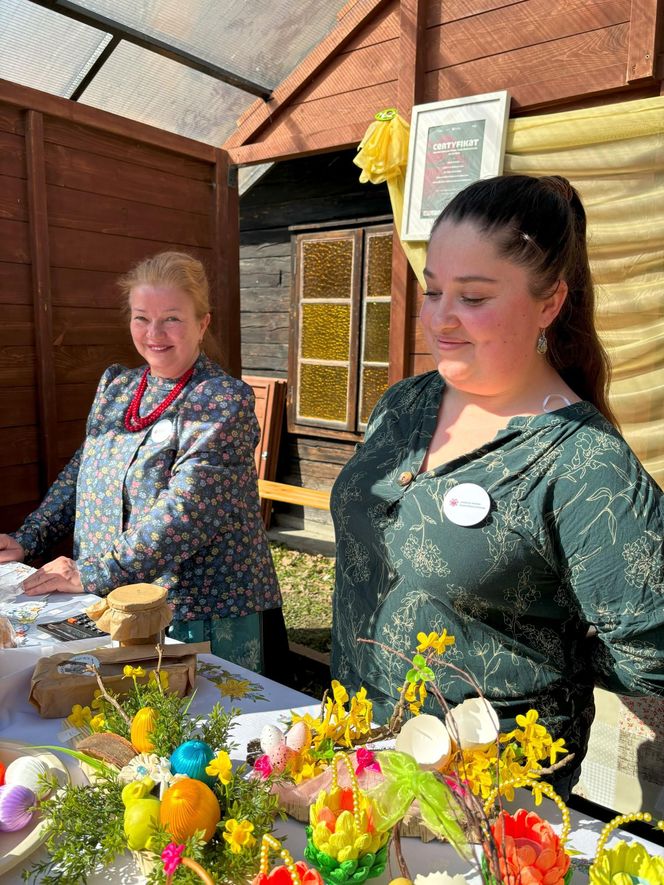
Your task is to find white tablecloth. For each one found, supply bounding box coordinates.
[1,605,662,883]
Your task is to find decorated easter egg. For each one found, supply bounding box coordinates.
[170,740,216,787]
[124,796,161,850]
[260,724,285,755]
[5,755,51,799]
[0,784,36,832]
[0,759,5,786]
[388,879,413,885]
[267,743,293,774]
[130,707,159,753]
[160,778,220,842]
[285,720,311,753]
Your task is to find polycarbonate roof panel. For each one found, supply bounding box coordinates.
[1,0,353,145]
[0,0,112,97]
[79,41,250,145]
[73,0,350,90]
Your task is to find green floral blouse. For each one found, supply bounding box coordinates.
[331,371,664,778]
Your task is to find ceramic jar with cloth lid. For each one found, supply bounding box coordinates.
[86,584,172,646]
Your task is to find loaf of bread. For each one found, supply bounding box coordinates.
[77,732,137,768]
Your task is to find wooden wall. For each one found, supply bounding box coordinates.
[0,80,237,537]
[227,0,663,166]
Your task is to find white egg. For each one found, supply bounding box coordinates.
[5,756,51,799]
[285,721,310,753]
[259,724,285,755]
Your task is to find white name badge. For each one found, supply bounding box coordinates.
[150,419,173,444]
[443,483,491,526]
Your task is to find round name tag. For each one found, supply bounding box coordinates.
[443,483,491,526]
[150,418,173,444]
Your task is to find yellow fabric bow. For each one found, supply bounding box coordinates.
[354,110,427,287]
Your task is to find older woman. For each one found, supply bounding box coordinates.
[0,252,286,676]
[331,175,664,796]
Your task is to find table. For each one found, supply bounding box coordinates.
[1,604,663,883]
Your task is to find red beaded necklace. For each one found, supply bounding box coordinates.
[124,365,194,432]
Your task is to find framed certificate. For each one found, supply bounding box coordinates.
[401,90,511,241]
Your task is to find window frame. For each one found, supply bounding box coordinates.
[287,223,392,439]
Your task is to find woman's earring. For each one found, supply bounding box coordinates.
[536,329,548,355]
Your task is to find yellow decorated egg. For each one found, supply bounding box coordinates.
[130,707,158,753]
[124,796,161,850]
[160,778,220,843]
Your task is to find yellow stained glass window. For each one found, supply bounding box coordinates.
[299,364,348,422]
[360,366,389,424]
[301,303,351,361]
[363,301,390,362]
[366,234,392,298]
[302,239,354,299]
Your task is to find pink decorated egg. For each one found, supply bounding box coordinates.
[267,743,293,774]
[285,721,311,753]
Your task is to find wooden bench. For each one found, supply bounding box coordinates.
[257,479,331,511]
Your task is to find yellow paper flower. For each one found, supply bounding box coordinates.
[148,670,169,690]
[223,818,256,854]
[331,680,349,706]
[416,630,455,655]
[123,665,146,679]
[206,750,233,785]
[404,679,427,714]
[90,714,106,732]
[217,677,251,700]
[310,786,388,861]
[589,839,664,884]
[67,704,92,729]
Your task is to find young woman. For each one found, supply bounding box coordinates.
[331,175,663,796]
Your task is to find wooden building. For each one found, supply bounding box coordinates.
[228,0,664,533]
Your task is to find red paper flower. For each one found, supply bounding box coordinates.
[251,860,324,884]
[355,748,381,776]
[253,754,273,779]
[491,808,570,885]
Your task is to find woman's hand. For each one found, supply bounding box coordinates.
[0,534,25,563]
[22,557,83,595]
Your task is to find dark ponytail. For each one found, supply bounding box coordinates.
[432,175,617,426]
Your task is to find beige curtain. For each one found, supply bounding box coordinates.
[506,96,664,486]
[357,96,664,485]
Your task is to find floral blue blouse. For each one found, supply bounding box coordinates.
[12,355,281,623]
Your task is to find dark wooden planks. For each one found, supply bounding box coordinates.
[26,110,59,488]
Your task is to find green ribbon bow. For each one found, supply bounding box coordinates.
[370,750,470,859]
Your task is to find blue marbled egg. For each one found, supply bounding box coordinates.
[169,740,215,787]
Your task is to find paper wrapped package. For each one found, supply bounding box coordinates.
[28,642,210,718]
[86,584,172,645]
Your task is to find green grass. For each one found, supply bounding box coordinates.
[270,542,334,654]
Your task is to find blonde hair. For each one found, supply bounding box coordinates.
[119,251,221,360]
